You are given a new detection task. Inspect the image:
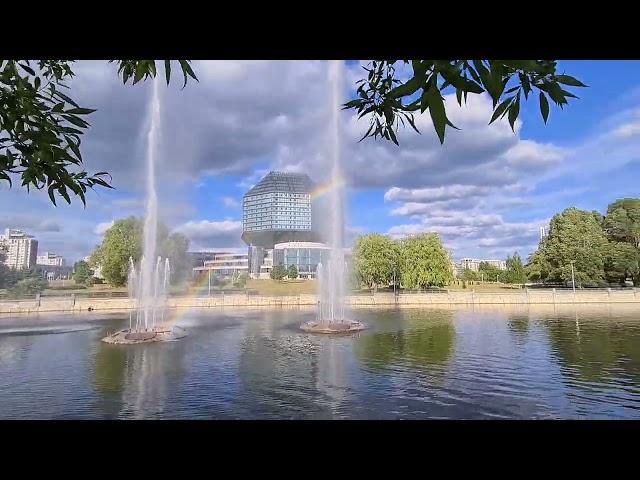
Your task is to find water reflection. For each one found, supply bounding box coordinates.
[92,326,187,419]
[1,307,639,419]
[354,309,456,378]
[507,315,530,343]
[237,313,329,418]
[541,311,640,387]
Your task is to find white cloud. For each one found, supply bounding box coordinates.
[611,122,640,139]
[221,197,240,208]
[176,219,243,250]
[384,185,491,203]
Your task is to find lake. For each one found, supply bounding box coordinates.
[0,306,639,419]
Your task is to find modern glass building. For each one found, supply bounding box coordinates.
[273,242,331,279]
[242,171,321,249]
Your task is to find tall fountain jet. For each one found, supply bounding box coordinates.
[302,60,365,334]
[103,73,185,344]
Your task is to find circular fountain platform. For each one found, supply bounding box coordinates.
[300,320,366,334]
[102,326,187,344]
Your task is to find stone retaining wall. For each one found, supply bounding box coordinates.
[1,289,638,315]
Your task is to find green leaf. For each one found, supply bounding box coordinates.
[556,75,587,87]
[64,108,96,115]
[62,115,89,129]
[19,63,35,76]
[539,92,549,124]
[164,60,171,85]
[53,91,79,107]
[66,137,83,162]
[388,126,399,146]
[507,92,521,131]
[489,96,513,124]
[425,88,447,144]
[133,64,145,84]
[405,113,420,134]
[48,186,57,206]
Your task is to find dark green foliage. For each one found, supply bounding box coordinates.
[0,60,197,205]
[73,260,93,286]
[527,200,640,286]
[504,253,527,284]
[270,264,287,281]
[90,217,190,287]
[344,60,586,145]
[287,264,298,279]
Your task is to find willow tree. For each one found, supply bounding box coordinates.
[400,233,453,288]
[352,233,400,290]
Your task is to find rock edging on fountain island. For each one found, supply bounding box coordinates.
[2,290,639,315]
[102,326,187,344]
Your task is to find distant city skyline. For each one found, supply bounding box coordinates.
[2,60,640,264]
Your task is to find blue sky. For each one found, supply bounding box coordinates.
[2,60,640,264]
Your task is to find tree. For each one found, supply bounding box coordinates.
[0,245,9,289]
[11,274,48,295]
[504,252,527,285]
[0,60,197,205]
[525,249,550,283]
[344,60,585,145]
[604,198,640,248]
[160,232,191,284]
[459,268,480,282]
[526,207,609,285]
[400,233,453,288]
[287,264,298,279]
[605,242,639,285]
[91,218,143,286]
[270,265,287,281]
[90,217,190,287]
[352,234,400,290]
[478,261,502,281]
[73,260,93,286]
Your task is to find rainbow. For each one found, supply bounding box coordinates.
[310,177,345,200]
[158,269,229,328]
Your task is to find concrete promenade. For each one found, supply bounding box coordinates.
[1,289,639,315]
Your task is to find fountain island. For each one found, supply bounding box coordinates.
[102,75,186,345]
[300,60,365,335]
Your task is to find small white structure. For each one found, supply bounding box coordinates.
[192,251,249,278]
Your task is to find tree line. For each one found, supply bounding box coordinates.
[526,199,640,286]
[89,217,190,287]
[352,233,454,290]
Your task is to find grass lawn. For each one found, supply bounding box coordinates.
[447,282,523,292]
[246,279,317,296]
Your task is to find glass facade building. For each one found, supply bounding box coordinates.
[241,171,321,249]
[273,242,330,279]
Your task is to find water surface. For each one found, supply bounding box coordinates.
[0,306,638,419]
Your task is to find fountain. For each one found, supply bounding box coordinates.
[102,74,186,345]
[301,60,366,334]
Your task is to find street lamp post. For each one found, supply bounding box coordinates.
[393,268,397,296]
[208,269,211,297]
[570,261,576,300]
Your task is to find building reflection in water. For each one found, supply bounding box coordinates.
[236,310,357,419]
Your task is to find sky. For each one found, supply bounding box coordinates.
[2,60,640,264]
